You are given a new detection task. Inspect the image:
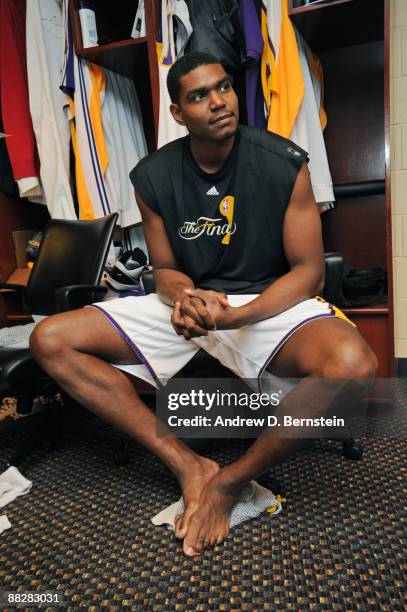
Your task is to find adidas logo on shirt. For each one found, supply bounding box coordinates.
[206,186,219,196]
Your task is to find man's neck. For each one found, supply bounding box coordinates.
[189,134,235,174]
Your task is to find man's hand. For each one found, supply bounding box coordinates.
[184,288,243,331]
[171,290,229,340]
[171,295,213,340]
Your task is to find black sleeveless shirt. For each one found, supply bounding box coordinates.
[130,125,308,295]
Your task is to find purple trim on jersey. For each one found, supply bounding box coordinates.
[162,48,173,66]
[240,0,266,129]
[77,58,111,215]
[258,311,336,385]
[156,26,173,65]
[90,304,161,387]
[60,2,75,97]
[261,4,276,59]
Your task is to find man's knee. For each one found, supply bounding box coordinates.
[320,338,378,380]
[29,316,69,363]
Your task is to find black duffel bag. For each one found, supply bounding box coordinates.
[341,266,387,307]
[323,253,387,307]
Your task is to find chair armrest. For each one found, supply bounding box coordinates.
[55,284,108,312]
[141,270,156,295]
[323,252,344,305]
[0,282,26,294]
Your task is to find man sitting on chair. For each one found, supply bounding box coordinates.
[30,52,377,557]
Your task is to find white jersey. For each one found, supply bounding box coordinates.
[157,0,192,149]
[103,69,148,228]
[26,0,76,219]
[61,0,148,228]
[290,33,335,212]
[131,0,146,39]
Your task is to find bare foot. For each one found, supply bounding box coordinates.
[182,475,242,556]
[175,456,220,540]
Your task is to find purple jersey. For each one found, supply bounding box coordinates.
[240,0,266,129]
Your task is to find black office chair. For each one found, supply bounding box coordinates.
[0,213,118,468]
[141,253,364,467]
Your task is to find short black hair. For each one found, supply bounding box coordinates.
[167,52,227,104]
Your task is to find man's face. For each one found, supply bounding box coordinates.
[171,63,239,142]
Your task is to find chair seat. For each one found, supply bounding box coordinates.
[0,348,44,392]
[175,349,236,378]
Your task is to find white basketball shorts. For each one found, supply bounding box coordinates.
[87,294,353,389]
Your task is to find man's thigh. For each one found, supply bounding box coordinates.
[267,317,373,378]
[37,306,140,365]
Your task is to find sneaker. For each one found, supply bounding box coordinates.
[26,230,43,260]
[105,248,148,291]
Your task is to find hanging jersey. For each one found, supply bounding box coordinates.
[131,0,146,38]
[290,33,334,212]
[260,0,304,139]
[26,0,75,219]
[0,113,16,196]
[184,0,241,73]
[61,0,117,222]
[157,0,192,149]
[62,0,111,220]
[61,1,149,233]
[0,0,41,199]
[240,0,266,129]
[103,68,149,228]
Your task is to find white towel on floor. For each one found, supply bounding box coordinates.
[151,480,282,530]
[0,515,11,534]
[0,466,32,509]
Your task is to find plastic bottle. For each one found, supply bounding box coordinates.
[78,0,98,48]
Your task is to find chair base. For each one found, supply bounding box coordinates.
[342,438,363,460]
[7,397,64,468]
[6,392,131,469]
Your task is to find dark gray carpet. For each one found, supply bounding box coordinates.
[0,421,405,610]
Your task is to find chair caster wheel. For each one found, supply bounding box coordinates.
[342,441,363,460]
[113,451,130,466]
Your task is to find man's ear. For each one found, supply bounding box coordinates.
[170,103,186,126]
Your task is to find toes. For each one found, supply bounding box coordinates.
[195,534,206,554]
[174,514,183,539]
[183,542,201,557]
[183,516,203,557]
[178,503,198,540]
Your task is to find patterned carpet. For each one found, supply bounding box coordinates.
[0,417,405,610]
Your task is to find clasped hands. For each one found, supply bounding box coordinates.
[171,288,239,340]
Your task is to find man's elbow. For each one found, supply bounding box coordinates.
[303,262,325,296]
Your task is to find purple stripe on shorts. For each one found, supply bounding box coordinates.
[258,311,336,385]
[90,304,162,388]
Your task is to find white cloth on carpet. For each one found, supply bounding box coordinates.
[151,480,281,530]
[0,466,32,509]
[0,515,11,534]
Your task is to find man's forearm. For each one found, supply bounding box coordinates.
[153,268,195,307]
[236,264,325,326]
